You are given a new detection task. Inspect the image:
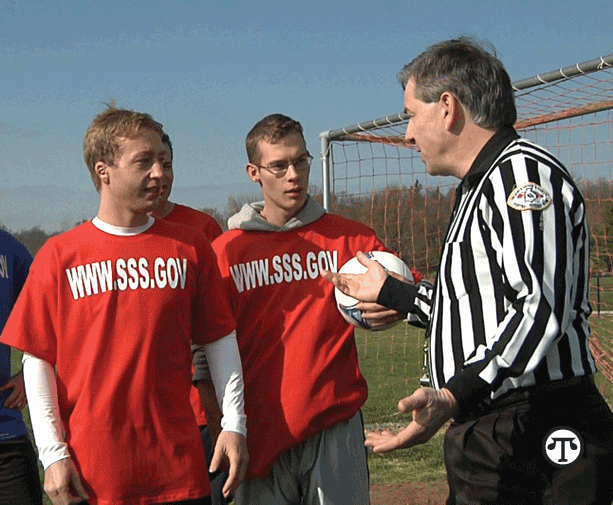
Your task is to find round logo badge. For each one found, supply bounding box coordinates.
[507,182,552,211]
[543,427,583,467]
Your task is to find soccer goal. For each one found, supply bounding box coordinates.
[320,53,613,422]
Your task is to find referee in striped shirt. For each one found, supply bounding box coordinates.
[323,37,613,504]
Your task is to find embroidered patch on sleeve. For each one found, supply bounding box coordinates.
[507,182,552,211]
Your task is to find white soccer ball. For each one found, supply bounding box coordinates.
[335,251,413,330]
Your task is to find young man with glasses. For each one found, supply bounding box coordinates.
[211,113,421,504]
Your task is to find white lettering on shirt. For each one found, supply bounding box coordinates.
[65,257,188,300]
[229,250,338,294]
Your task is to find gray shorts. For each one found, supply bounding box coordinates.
[234,411,370,505]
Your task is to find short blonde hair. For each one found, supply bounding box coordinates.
[83,106,163,191]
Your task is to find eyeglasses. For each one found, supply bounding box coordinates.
[254,153,313,178]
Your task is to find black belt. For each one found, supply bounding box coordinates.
[457,375,595,422]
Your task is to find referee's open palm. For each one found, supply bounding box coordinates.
[364,387,458,453]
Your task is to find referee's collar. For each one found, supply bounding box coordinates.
[461,126,520,188]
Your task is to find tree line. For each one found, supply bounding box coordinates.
[3,178,613,277]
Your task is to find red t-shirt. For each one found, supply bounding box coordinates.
[165,203,223,243]
[1,220,235,505]
[163,204,223,427]
[213,213,388,478]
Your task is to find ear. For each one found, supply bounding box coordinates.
[246,163,261,184]
[439,91,463,133]
[95,161,110,186]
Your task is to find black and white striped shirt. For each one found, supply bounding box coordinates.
[379,127,597,412]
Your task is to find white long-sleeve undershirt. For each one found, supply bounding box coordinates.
[204,331,247,436]
[21,353,69,469]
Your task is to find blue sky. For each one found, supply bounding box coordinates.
[1,0,612,232]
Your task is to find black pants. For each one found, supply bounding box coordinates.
[444,378,613,504]
[0,435,43,505]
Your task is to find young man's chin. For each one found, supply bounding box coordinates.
[136,199,161,216]
[286,196,307,215]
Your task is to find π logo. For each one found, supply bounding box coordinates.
[543,427,583,467]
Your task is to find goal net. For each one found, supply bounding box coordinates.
[320,53,613,424]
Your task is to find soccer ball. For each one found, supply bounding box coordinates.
[334,251,413,330]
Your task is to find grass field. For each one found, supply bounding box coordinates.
[356,322,425,426]
[591,274,613,314]
[11,314,613,502]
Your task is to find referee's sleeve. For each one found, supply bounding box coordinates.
[377,276,433,327]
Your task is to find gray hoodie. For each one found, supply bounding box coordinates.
[227,195,326,232]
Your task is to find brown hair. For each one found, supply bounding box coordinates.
[83,106,163,191]
[162,132,173,161]
[245,113,304,164]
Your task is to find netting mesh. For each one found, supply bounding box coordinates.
[324,58,613,402]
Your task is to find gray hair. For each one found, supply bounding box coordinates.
[397,37,516,129]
